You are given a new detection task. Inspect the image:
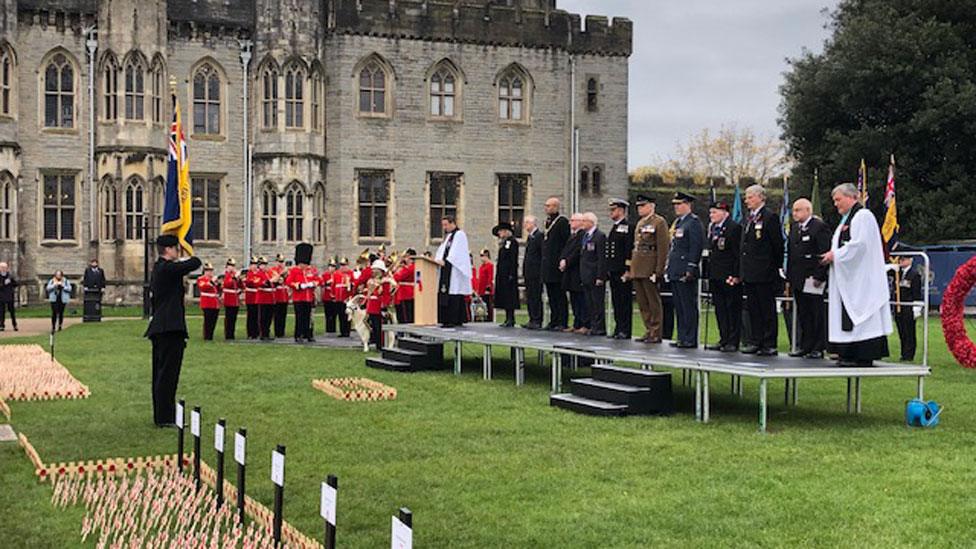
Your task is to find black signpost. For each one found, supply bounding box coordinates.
[272,445,286,546]
[215,418,226,509]
[235,428,247,525]
[322,474,338,549]
[192,406,201,491]
[176,400,185,473]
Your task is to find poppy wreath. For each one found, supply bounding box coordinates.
[941,255,976,368]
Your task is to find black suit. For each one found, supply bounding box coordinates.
[522,228,544,326]
[560,230,587,329]
[890,264,923,360]
[786,217,831,354]
[495,236,520,323]
[606,218,634,337]
[740,205,784,350]
[666,214,704,345]
[580,228,608,334]
[145,256,202,426]
[0,271,17,330]
[541,213,570,328]
[82,266,106,289]
[706,218,742,348]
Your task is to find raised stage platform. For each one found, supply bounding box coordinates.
[384,323,931,432]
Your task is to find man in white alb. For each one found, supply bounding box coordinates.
[820,183,893,366]
[434,215,473,327]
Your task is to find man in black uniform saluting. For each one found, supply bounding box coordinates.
[145,234,201,427]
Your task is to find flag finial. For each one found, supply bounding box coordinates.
[169,75,177,94]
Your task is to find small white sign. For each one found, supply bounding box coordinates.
[234,432,246,465]
[190,410,200,437]
[271,451,285,487]
[214,424,224,452]
[175,403,184,428]
[391,516,413,549]
[320,483,337,525]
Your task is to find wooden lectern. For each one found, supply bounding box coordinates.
[413,256,440,325]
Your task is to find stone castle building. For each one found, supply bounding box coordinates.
[0,0,631,302]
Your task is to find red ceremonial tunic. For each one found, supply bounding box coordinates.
[244,268,260,305]
[477,261,495,296]
[271,265,289,304]
[354,267,373,291]
[221,271,242,308]
[286,266,318,303]
[320,270,335,302]
[332,269,354,302]
[365,280,393,315]
[248,270,275,305]
[392,263,415,304]
[197,275,220,309]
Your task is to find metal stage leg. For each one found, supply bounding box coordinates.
[694,371,702,421]
[784,378,791,407]
[917,376,924,400]
[483,345,492,380]
[550,353,563,394]
[759,379,768,433]
[703,372,710,423]
[738,376,744,397]
[792,378,798,406]
[641,363,650,371]
[572,355,578,372]
[731,374,736,395]
[454,341,462,375]
[855,377,862,414]
[537,349,544,367]
[515,348,525,386]
[846,378,852,414]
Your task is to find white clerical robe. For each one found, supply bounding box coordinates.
[828,208,893,343]
[435,229,473,295]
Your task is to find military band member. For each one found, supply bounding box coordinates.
[145,234,201,427]
[624,195,670,343]
[703,201,743,352]
[244,257,260,339]
[333,258,355,337]
[889,254,923,361]
[666,192,704,348]
[542,197,571,330]
[492,222,520,328]
[393,249,417,324]
[579,212,608,336]
[365,260,398,349]
[477,250,495,322]
[321,258,338,333]
[255,257,275,340]
[271,254,289,338]
[197,263,220,341]
[740,184,784,356]
[221,258,241,340]
[786,198,831,358]
[287,244,317,343]
[605,198,634,339]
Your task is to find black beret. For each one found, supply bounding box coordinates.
[157,234,179,247]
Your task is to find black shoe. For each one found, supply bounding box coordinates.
[741,345,760,354]
[704,344,723,351]
[720,344,738,352]
[676,342,697,349]
[788,350,808,358]
[757,348,778,357]
[12,325,16,331]
[522,323,541,330]
[806,351,824,359]
[590,331,607,337]
[499,321,515,328]
[613,333,630,340]
[307,338,316,343]
[837,359,874,367]
[668,341,680,347]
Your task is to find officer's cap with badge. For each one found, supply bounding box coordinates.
[634,194,655,206]
[275,253,285,263]
[226,257,236,267]
[672,191,696,204]
[709,201,730,212]
[339,257,349,266]
[258,256,268,265]
[492,221,514,237]
[203,262,214,271]
[608,198,630,209]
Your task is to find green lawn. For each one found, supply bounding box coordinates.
[1,314,974,547]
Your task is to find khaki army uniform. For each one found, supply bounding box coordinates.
[628,213,670,340]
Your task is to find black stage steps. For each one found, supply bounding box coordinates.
[550,364,673,416]
[366,337,446,372]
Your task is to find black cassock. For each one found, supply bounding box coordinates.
[494,236,520,311]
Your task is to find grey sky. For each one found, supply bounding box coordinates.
[559,0,838,169]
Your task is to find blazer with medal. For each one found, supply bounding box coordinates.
[605,217,634,276]
[705,218,742,281]
[786,216,830,289]
[665,213,704,281]
[739,205,784,283]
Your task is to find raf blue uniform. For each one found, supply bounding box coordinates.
[666,194,704,347]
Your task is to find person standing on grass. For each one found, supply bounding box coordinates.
[46,270,72,332]
[0,261,18,331]
[145,234,201,427]
[196,263,220,341]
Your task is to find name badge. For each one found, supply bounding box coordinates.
[900,280,911,288]
[675,229,684,238]
[641,226,652,233]
[616,225,629,233]
[802,235,811,242]
[755,222,763,230]
[717,237,726,250]
[586,242,595,251]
